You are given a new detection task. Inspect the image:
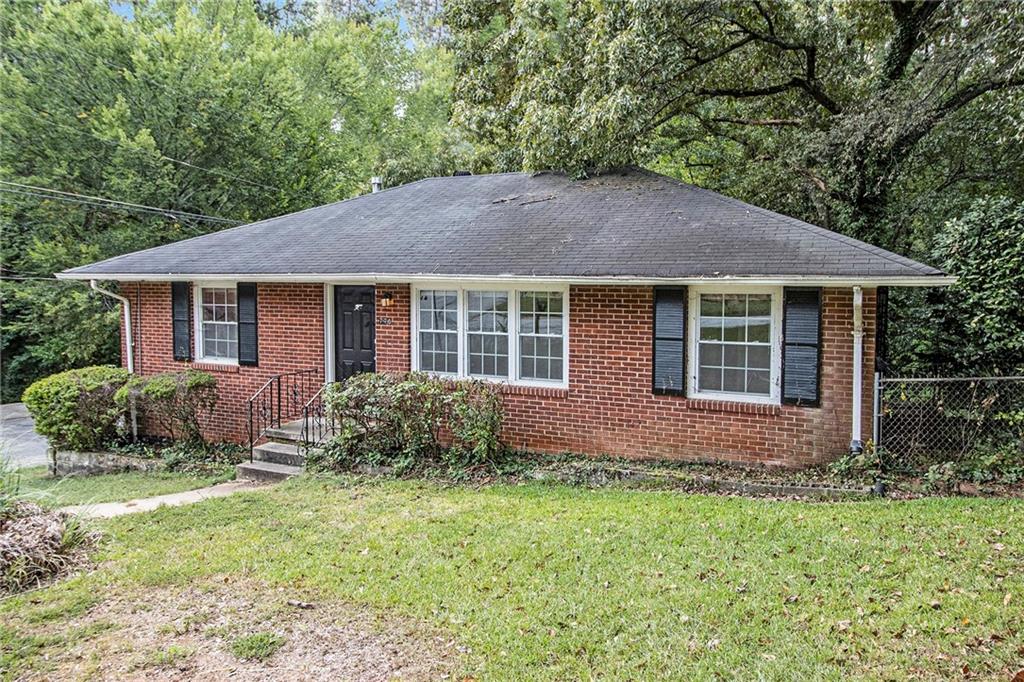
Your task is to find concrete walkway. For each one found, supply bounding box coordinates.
[62,480,262,519]
[1,402,50,469]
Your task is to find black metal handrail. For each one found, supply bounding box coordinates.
[300,381,339,455]
[247,367,321,460]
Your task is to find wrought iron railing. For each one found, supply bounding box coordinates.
[246,368,321,460]
[300,381,339,455]
[876,375,1024,474]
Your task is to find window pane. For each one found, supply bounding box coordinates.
[723,369,745,393]
[699,366,722,391]
[699,318,722,341]
[747,295,770,316]
[700,294,722,316]
[748,346,770,370]
[724,294,746,317]
[747,319,770,343]
[723,345,745,368]
[723,318,745,342]
[700,343,723,366]
[747,369,770,395]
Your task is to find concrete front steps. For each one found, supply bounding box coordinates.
[236,420,305,482]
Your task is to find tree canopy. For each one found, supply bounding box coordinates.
[1,0,462,401]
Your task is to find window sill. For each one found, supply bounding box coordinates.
[684,398,780,416]
[190,361,240,374]
[499,383,569,398]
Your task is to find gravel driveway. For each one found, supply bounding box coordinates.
[1,402,50,469]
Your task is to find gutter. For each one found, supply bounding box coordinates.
[90,280,134,374]
[850,286,863,454]
[57,272,957,288]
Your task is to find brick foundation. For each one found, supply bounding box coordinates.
[118,282,874,467]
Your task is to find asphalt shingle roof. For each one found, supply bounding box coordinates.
[61,168,945,281]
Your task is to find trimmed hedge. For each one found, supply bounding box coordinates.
[21,366,130,451]
[114,370,217,445]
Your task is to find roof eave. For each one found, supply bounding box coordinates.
[55,271,956,287]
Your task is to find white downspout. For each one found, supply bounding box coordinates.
[850,286,864,453]
[90,280,134,374]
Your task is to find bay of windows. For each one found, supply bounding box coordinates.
[414,287,567,385]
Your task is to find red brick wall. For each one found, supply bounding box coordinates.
[119,282,324,442]
[118,281,874,467]
[375,285,875,468]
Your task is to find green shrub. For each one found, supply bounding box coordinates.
[115,370,217,445]
[21,366,130,451]
[310,372,504,475]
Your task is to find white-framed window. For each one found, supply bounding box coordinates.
[688,286,782,404]
[411,283,569,387]
[194,283,238,363]
[418,289,459,374]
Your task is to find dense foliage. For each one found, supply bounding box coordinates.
[311,372,505,475]
[0,0,464,401]
[448,0,1024,374]
[21,365,130,451]
[114,369,217,445]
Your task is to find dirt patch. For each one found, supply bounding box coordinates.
[14,580,461,681]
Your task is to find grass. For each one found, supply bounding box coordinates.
[230,632,285,661]
[13,465,233,507]
[1,475,1022,679]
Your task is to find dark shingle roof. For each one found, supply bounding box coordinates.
[60,168,945,281]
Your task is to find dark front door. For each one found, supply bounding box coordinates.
[334,286,376,380]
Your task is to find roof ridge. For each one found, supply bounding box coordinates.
[631,167,938,274]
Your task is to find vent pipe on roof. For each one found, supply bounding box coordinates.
[371,176,382,193]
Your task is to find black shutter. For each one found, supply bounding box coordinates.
[237,283,258,366]
[652,286,687,395]
[782,287,821,406]
[171,282,191,361]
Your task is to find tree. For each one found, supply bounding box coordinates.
[447,0,1024,254]
[1,0,460,401]
[898,197,1024,375]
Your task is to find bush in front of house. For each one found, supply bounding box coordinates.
[309,372,505,475]
[22,365,131,451]
[115,370,218,446]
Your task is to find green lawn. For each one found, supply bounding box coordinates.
[2,476,1021,680]
[15,466,233,507]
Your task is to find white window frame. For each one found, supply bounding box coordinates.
[687,285,783,405]
[410,281,569,388]
[193,281,239,365]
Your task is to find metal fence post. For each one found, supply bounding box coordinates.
[872,371,882,448]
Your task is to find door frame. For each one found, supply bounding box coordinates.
[323,283,378,382]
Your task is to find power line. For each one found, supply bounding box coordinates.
[0,182,242,225]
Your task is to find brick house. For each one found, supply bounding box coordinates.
[58,168,951,477]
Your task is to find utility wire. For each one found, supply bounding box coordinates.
[0,182,242,225]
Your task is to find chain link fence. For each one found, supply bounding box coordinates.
[875,375,1024,474]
